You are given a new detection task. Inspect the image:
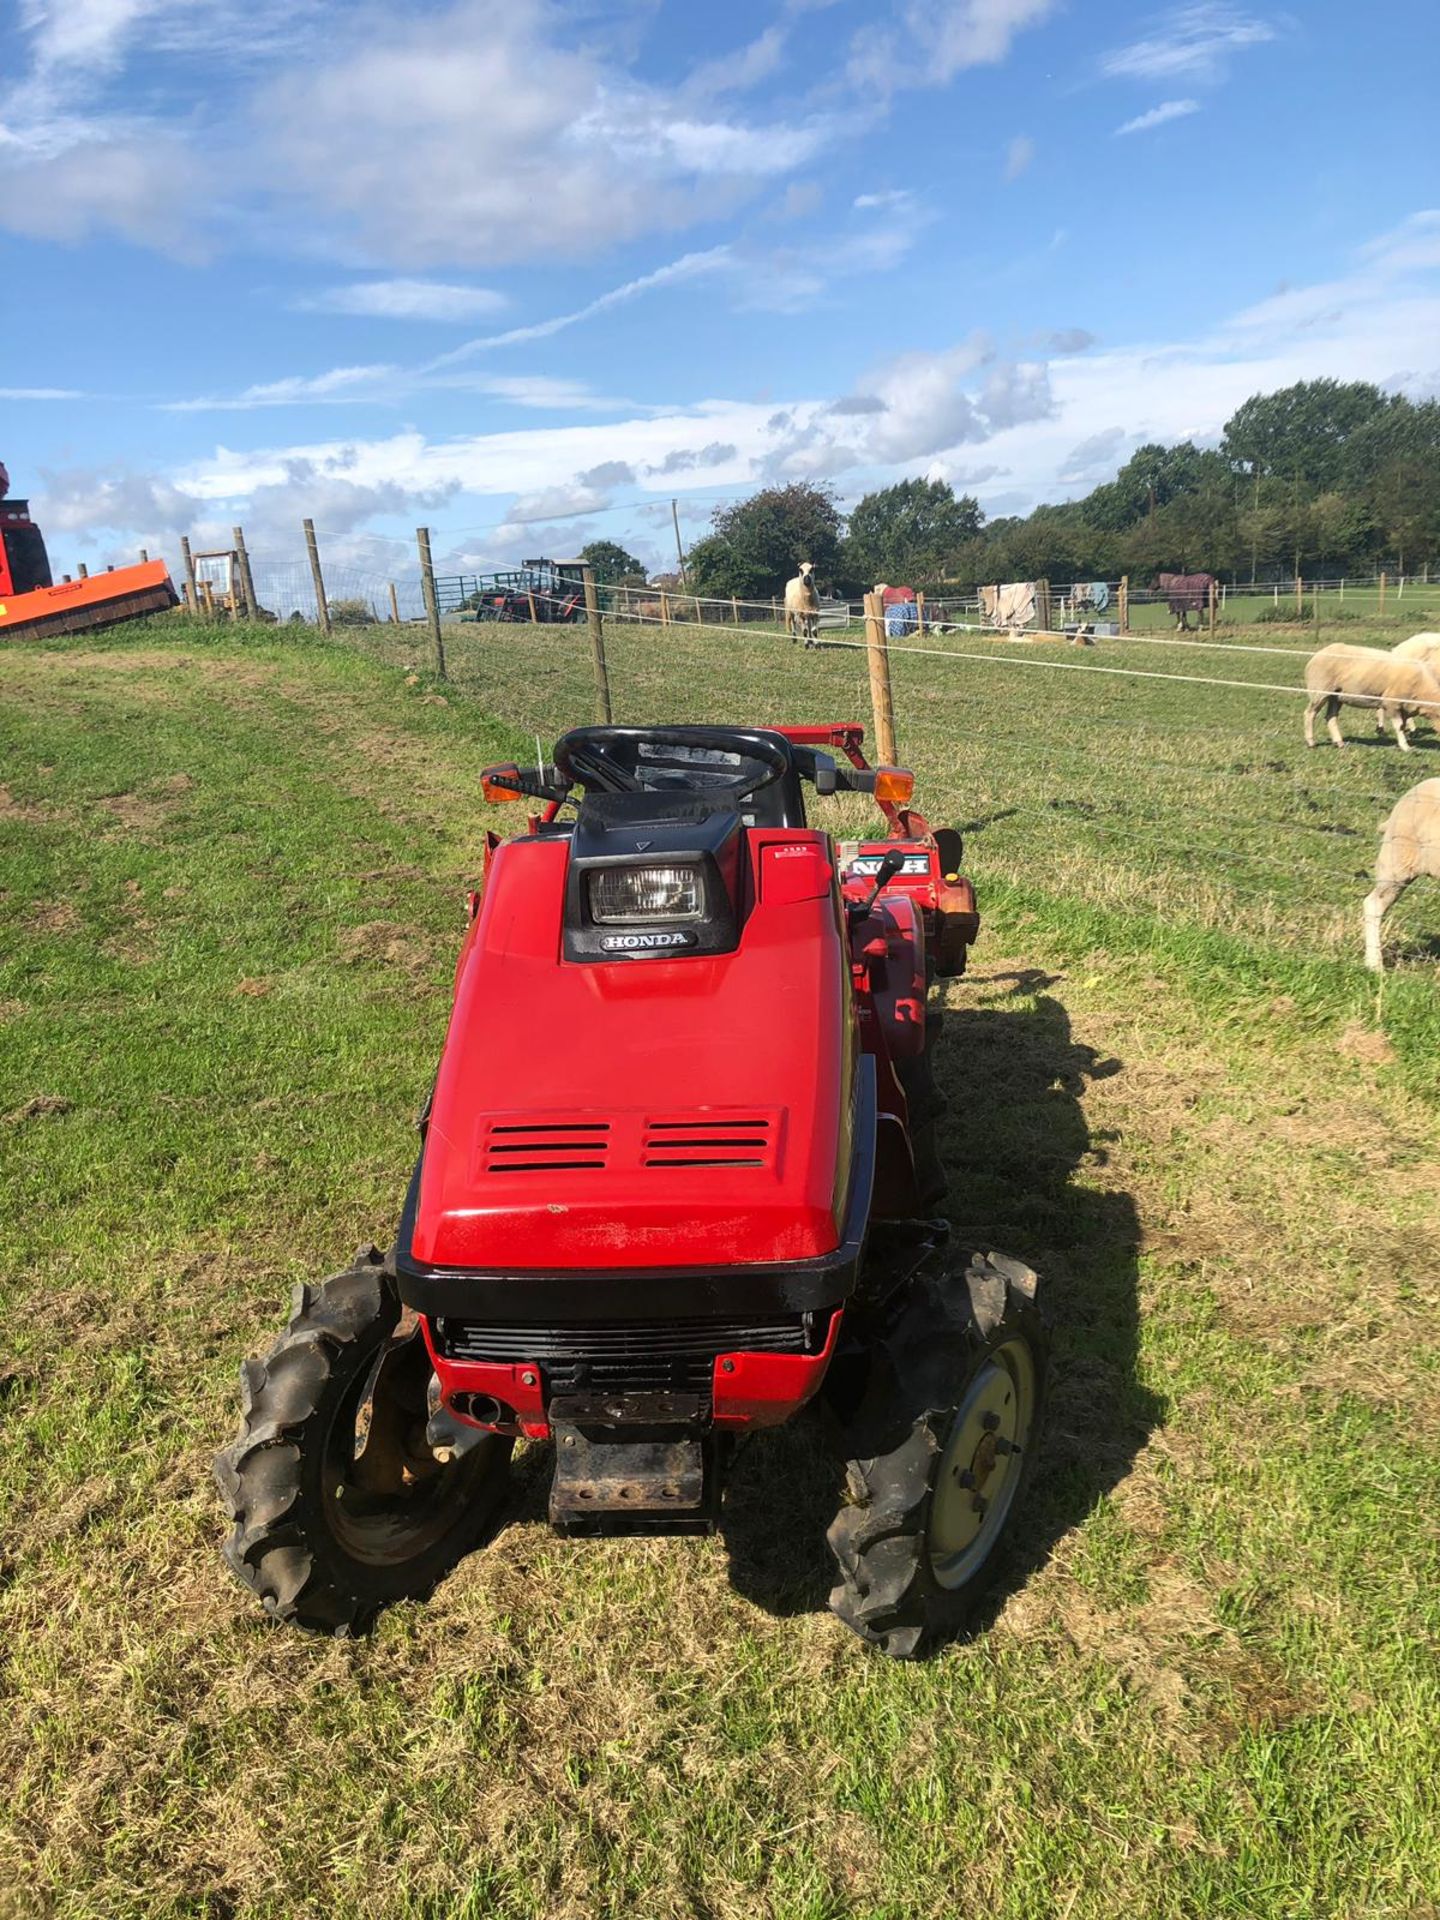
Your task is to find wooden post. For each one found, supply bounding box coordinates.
[1379,570,1387,615]
[416,526,445,679]
[233,525,259,620]
[1208,578,1218,636]
[200,579,216,619]
[576,560,611,724]
[303,519,331,635]
[771,596,779,629]
[388,581,400,624]
[526,590,538,625]
[694,594,703,625]
[916,590,926,637]
[863,591,898,766]
[731,595,739,626]
[1295,572,1304,617]
[1036,577,1051,634]
[660,591,671,627]
[180,536,199,616]
[1118,575,1129,633]
[228,557,240,621]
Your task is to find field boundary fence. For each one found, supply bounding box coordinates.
[125,514,1440,962]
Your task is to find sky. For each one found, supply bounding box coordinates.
[2,0,1439,586]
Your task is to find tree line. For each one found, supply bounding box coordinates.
[596,380,1440,602]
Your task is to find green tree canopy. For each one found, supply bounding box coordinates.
[1221,379,1394,489]
[844,478,982,586]
[579,539,647,586]
[686,483,845,600]
[1084,442,1230,533]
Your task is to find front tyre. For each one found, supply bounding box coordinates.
[825,1250,1047,1659]
[214,1247,512,1635]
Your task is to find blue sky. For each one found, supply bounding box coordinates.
[3,0,1438,582]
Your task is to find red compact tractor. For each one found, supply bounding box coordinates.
[216,723,1048,1657]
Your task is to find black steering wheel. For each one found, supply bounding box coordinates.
[552,726,792,798]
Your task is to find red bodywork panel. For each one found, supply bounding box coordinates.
[414,827,855,1274]
[424,1308,842,1439]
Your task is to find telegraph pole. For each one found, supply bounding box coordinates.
[671,498,689,587]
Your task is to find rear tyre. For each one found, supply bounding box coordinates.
[215,1247,512,1635]
[825,1250,1047,1658]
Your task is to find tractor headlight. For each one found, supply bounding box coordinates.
[588,863,705,923]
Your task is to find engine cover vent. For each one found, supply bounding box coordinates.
[481,1116,610,1173]
[641,1110,778,1170]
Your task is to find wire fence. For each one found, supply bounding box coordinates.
[147,530,1440,968]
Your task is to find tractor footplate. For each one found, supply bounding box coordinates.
[549,1423,717,1534]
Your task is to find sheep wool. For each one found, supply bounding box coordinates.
[1303,643,1440,750]
[1364,778,1440,969]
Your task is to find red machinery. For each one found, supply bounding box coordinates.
[216,723,1047,1657]
[0,463,177,642]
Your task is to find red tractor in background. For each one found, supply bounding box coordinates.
[0,461,178,642]
[216,722,1048,1658]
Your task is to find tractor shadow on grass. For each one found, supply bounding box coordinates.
[722,971,1162,1639]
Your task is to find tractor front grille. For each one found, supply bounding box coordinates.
[433,1313,816,1394]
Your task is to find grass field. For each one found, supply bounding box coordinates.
[2,619,1439,1918]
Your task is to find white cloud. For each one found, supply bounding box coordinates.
[850,0,1059,92]
[1115,98,1201,135]
[39,210,1440,565]
[0,385,84,399]
[301,279,507,322]
[2,0,835,262]
[427,248,733,360]
[166,365,399,411]
[1004,134,1035,180]
[683,26,789,98]
[1102,5,1277,83]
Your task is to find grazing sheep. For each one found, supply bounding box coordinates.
[1363,778,1440,969]
[784,562,820,647]
[1303,643,1440,751]
[1380,634,1440,733]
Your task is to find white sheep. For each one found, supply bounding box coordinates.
[1303,643,1440,751]
[1364,778,1440,969]
[1377,633,1440,735]
[784,562,820,647]
[1392,631,1440,672]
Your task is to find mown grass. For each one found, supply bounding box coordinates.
[1,624,1438,1918]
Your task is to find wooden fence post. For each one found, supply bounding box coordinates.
[200,579,216,619]
[388,582,400,624]
[1295,572,1304,617]
[863,592,898,766]
[526,590,538,624]
[731,595,739,626]
[303,519,331,635]
[660,591,671,627]
[1118,575,1129,633]
[771,596,779,629]
[416,527,445,679]
[1036,577,1051,634]
[1208,578,1218,636]
[180,536,199,615]
[1379,570,1387,614]
[233,526,259,620]
[576,561,611,724]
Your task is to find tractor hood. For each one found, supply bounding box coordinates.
[407,829,857,1274]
